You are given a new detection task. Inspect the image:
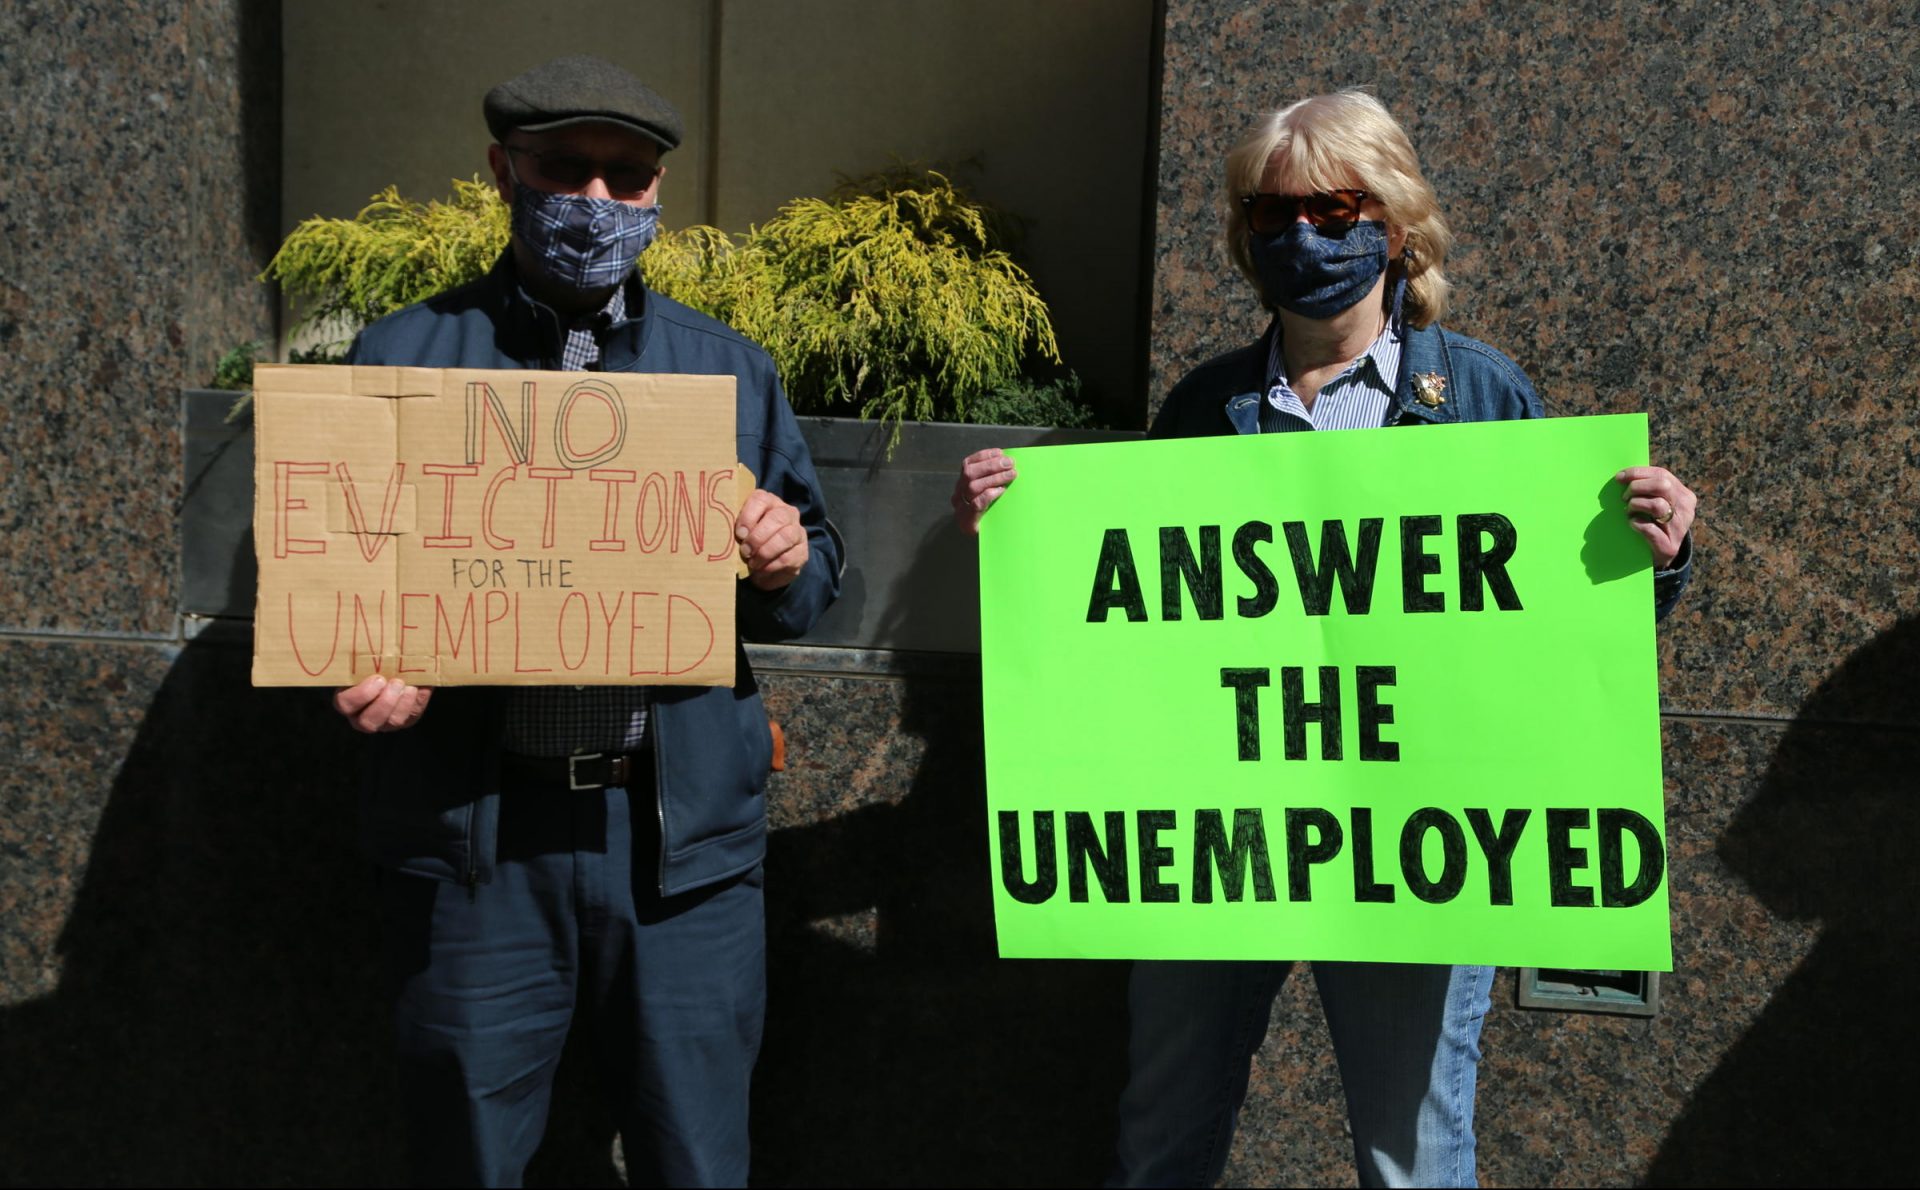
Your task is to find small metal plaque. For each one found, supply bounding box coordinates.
[1516,968,1660,1018]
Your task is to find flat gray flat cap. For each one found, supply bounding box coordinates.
[484,54,683,150]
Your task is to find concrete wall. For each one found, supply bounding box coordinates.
[282,0,1158,424]
[1149,1,1918,1184]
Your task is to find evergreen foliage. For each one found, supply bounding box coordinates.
[210,340,265,391]
[642,168,1061,440]
[264,177,509,344]
[964,373,1095,429]
[257,167,1083,436]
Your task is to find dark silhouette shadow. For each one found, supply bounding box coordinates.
[1646,616,1920,1187]
[0,523,622,1186]
[1,431,1131,1185]
[750,521,1131,1187]
[0,623,401,1186]
[1580,476,1648,586]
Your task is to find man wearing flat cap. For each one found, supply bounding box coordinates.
[329,54,840,1187]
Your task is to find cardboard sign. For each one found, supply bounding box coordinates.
[251,364,742,688]
[978,414,1670,969]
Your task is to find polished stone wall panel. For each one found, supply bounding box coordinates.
[1208,709,1913,1188]
[0,0,277,635]
[0,639,175,1005]
[4,640,1909,1186]
[1151,9,1920,1174]
[4,2,1915,1184]
[0,635,405,1186]
[1151,0,1920,721]
[754,666,1132,1186]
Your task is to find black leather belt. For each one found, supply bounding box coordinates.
[500,750,650,791]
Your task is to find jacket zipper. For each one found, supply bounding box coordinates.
[463,800,479,902]
[652,710,668,895]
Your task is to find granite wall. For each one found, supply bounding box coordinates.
[0,0,281,1062]
[0,2,1122,1182]
[1150,1,1917,1184]
[3,1,1914,1187]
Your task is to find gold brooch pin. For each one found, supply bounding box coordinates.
[1412,371,1448,407]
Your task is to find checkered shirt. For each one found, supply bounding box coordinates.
[499,281,653,757]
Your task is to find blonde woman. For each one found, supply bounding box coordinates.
[954,91,1696,1187]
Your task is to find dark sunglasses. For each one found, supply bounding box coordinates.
[1239,189,1372,235]
[507,145,661,200]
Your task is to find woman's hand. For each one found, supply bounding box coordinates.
[1616,465,1697,569]
[333,675,433,733]
[952,448,1017,536]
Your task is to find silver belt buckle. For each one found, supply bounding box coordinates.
[568,752,606,791]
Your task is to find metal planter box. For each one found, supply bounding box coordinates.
[798,417,1137,653]
[180,388,256,619]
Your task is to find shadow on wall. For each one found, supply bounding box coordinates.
[0,524,1129,1186]
[0,525,618,1186]
[0,629,403,1186]
[750,518,1132,1187]
[1649,616,1920,1188]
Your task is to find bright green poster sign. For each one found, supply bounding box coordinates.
[979,414,1669,969]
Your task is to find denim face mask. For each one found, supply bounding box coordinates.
[1251,219,1389,319]
[511,183,660,295]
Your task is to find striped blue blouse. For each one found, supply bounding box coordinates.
[1258,316,1401,433]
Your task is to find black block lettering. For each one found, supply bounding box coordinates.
[1137,810,1180,902]
[1546,808,1596,908]
[1282,666,1343,761]
[1349,807,1396,903]
[1283,518,1383,615]
[1066,810,1130,903]
[1087,529,1148,622]
[1284,807,1344,902]
[997,811,1057,904]
[1400,515,1445,612]
[1192,808,1276,903]
[1400,808,1468,904]
[1457,513,1523,611]
[1598,808,1666,907]
[1220,667,1271,761]
[1465,807,1531,907]
[1233,521,1280,618]
[1356,665,1399,762]
[1160,525,1224,621]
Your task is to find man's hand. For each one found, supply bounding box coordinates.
[1616,465,1698,569]
[952,448,1017,536]
[333,675,433,734]
[736,489,808,590]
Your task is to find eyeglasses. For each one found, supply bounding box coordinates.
[506,145,662,200]
[1239,189,1372,235]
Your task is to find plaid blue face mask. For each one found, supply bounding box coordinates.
[510,182,660,294]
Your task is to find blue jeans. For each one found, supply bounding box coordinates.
[1111,961,1494,1188]
[380,769,765,1188]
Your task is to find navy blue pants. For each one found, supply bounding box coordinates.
[380,769,765,1188]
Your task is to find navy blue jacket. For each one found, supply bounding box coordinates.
[346,254,840,894]
[1150,320,1693,618]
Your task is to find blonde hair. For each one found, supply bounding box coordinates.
[1223,90,1453,327]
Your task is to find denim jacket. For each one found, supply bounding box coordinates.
[344,254,841,895]
[1149,319,1694,619]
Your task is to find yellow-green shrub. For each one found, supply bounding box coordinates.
[265,177,509,348]
[262,168,1071,436]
